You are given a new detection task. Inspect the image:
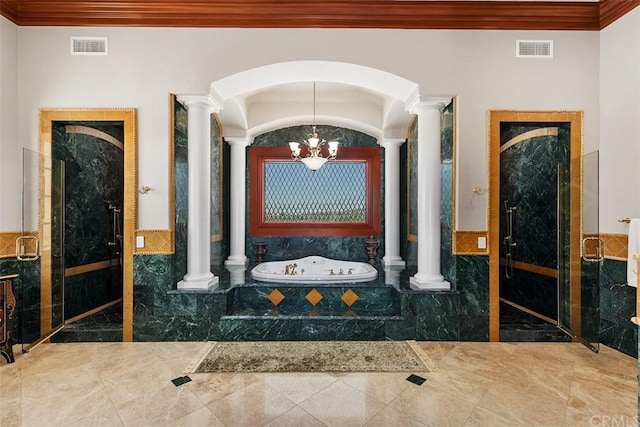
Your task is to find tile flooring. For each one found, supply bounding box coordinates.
[0,341,637,426]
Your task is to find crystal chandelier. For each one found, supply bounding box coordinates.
[288,82,339,171]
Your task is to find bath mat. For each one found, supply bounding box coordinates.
[186,340,433,374]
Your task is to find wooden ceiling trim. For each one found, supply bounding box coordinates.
[600,0,639,29]
[0,0,608,30]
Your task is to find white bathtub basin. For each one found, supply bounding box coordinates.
[250,256,378,283]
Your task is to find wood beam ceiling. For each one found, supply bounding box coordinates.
[0,0,637,30]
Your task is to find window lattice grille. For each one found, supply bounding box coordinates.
[264,162,366,223]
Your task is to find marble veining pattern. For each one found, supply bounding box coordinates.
[1,341,636,426]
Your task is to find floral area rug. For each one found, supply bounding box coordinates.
[186,340,433,373]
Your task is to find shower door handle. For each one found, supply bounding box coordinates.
[581,236,604,263]
[16,236,39,261]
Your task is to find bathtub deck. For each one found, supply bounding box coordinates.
[218,283,413,341]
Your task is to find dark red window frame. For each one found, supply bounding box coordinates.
[249,146,381,237]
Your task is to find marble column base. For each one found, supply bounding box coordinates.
[178,275,219,290]
[410,274,451,290]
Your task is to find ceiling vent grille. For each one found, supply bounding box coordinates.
[516,40,553,58]
[70,36,108,56]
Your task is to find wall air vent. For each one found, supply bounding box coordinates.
[516,40,553,58]
[70,36,108,56]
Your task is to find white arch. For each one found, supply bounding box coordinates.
[210,60,419,107]
[209,60,420,140]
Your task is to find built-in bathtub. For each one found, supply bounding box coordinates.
[250,256,378,283]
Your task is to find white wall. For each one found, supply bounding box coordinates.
[7,26,602,231]
[0,17,19,231]
[600,8,640,234]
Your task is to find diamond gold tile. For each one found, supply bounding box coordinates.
[341,289,359,307]
[306,288,323,306]
[267,289,285,306]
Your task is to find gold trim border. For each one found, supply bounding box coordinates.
[40,108,137,342]
[65,259,120,277]
[487,110,583,342]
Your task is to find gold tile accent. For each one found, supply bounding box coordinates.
[267,289,285,306]
[135,229,174,254]
[454,230,488,255]
[0,232,38,259]
[305,288,323,307]
[341,289,359,307]
[601,233,628,260]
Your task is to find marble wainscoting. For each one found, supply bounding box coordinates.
[0,257,41,345]
[600,258,637,357]
[131,254,489,342]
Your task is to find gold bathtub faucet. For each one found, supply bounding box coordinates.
[284,263,298,275]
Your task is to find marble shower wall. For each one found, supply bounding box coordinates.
[52,122,124,320]
[499,123,571,320]
[246,125,384,265]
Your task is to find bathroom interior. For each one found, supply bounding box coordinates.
[10,86,634,358]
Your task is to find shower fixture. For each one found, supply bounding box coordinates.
[503,201,517,279]
[106,201,123,265]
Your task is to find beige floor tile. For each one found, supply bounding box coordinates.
[336,372,412,404]
[264,406,327,427]
[388,384,477,427]
[476,380,569,427]
[299,380,387,427]
[189,372,260,405]
[463,406,526,427]
[261,372,337,404]
[115,382,205,426]
[206,381,297,426]
[1,341,637,427]
[364,405,427,427]
[168,406,226,427]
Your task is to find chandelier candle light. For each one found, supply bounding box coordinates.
[289,82,339,171]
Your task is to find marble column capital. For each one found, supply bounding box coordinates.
[176,94,222,113]
[406,96,451,115]
[225,137,251,147]
[379,138,406,148]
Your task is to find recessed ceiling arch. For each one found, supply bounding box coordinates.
[209,60,421,141]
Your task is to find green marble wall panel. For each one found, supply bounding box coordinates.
[247,125,384,264]
[456,256,490,341]
[412,291,460,340]
[600,259,637,357]
[174,100,188,283]
[499,122,570,315]
[0,258,40,344]
[210,115,227,265]
[133,254,227,341]
[51,121,124,320]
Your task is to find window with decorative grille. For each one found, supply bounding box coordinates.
[249,146,381,237]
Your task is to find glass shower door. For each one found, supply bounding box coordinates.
[19,148,65,352]
[558,151,600,352]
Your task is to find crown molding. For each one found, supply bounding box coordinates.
[0,0,636,30]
